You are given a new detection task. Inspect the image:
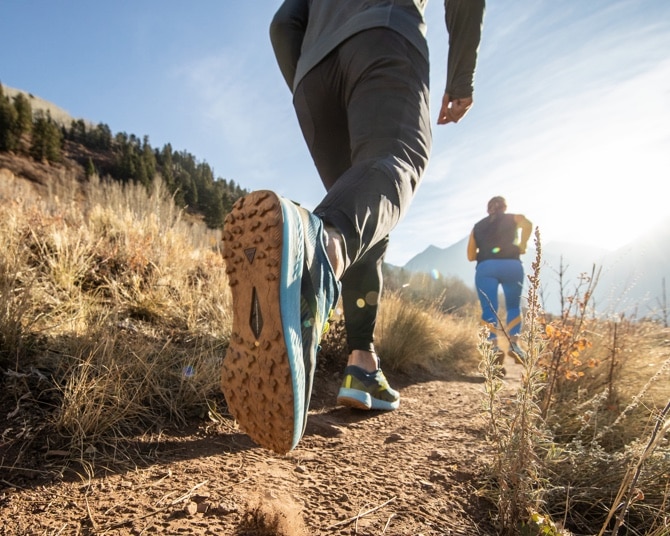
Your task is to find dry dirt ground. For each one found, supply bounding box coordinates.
[1,354,524,535]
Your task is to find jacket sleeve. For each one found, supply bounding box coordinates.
[467,230,478,261]
[444,0,485,98]
[514,214,533,253]
[270,0,310,91]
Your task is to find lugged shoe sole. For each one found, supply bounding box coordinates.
[220,191,304,454]
[337,389,372,410]
[337,389,400,411]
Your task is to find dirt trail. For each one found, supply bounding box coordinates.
[1,357,525,535]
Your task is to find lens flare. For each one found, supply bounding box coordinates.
[365,291,379,306]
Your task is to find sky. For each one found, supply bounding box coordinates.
[1,0,669,266]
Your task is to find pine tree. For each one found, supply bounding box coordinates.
[204,190,225,228]
[182,172,198,207]
[158,143,175,190]
[12,93,33,149]
[30,114,48,161]
[0,84,18,152]
[85,157,97,178]
[141,135,156,184]
[69,119,87,143]
[30,111,63,163]
[47,119,64,163]
[91,123,112,150]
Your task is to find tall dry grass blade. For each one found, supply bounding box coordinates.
[599,400,670,536]
[481,228,554,534]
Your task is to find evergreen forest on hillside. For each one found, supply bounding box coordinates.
[0,83,247,228]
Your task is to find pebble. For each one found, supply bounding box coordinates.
[184,502,198,516]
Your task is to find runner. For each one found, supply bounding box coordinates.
[467,196,533,371]
[221,0,486,453]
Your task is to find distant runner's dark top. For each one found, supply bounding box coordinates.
[472,213,521,263]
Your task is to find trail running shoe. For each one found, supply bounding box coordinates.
[337,365,400,411]
[508,342,526,363]
[220,190,339,454]
[296,203,340,436]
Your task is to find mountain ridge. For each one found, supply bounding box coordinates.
[402,221,670,317]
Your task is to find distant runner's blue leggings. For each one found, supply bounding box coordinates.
[475,259,524,341]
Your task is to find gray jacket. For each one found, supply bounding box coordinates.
[270,0,484,98]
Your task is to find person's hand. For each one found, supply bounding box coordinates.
[437,93,473,125]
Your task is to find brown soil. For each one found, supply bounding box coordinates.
[0,352,524,535]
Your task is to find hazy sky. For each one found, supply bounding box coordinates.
[2,0,669,266]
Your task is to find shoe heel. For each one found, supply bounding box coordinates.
[337,388,372,410]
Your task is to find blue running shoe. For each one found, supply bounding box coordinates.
[508,341,526,363]
[293,202,341,438]
[220,191,339,453]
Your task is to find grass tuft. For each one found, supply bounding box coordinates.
[375,291,480,373]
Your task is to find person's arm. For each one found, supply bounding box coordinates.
[269,0,309,90]
[467,230,478,261]
[437,0,485,124]
[514,214,533,254]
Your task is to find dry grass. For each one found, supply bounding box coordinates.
[480,232,554,535]
[543,317,670,452]
[479,230,670,535]
[1,169,668,535]
[375,291,480,374]
[0,171,231,458]
[238,493,307,536]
